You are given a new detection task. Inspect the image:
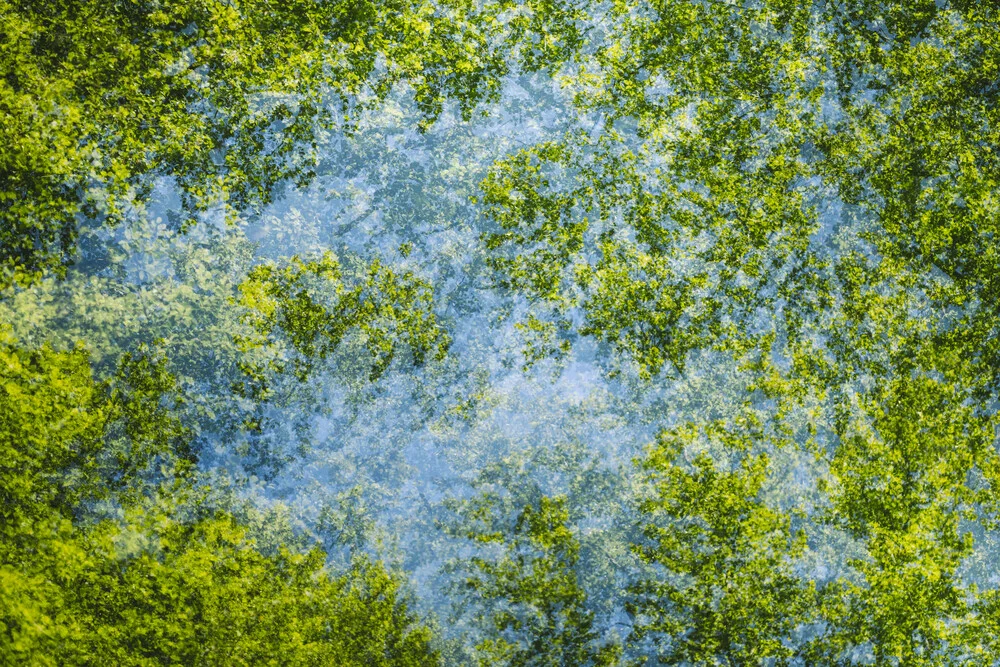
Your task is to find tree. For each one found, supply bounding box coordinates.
[7,0,1000,663]
[73,509,439,667]
[447,491,620,667]
[0,0,584,284]
[0,332,440,665]
[234,251,450,399]
[628,427,814,665]
[476,2,1000,662]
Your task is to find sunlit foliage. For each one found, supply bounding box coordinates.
[4,0,1000,664]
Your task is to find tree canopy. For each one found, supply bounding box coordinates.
[3,0,1000,664]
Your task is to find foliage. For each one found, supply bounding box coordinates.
[479,0,824,379]
[5,0,1000,664]
[0,332,187,537]
[0,0,584,284]
[72,510,439,667]
[474,1,1000,662]
[628,427,813,665]
[447,490,620,667]
[0,334,439,665]
[234,251,449,398]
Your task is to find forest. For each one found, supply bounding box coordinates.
[2,0,1000,664]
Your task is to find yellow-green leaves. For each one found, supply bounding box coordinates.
[0,332,441,665]
[451,493,621,667]
[629,428,813,665]
[0,0,582,285]
[474,6,1000,660]
[72,513,440,667]
[234,252,449,398]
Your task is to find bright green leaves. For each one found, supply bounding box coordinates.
[480,141,582,305]
[575,242,716,378]
[829,375,993,540]
[496,0,588,76]
[234,252,449,398]
[0,0,585,285]
[473,5,1000,661]
[818,2,1000,397]
[4,503,442,666]
[0,332,106,528]
[450,492,620,667]
[72,512,439,667]
[479,0,825,375]
[590,0,821,129]
[817,373,997,662]
[0,333,185,663]
[445,428,819,665]
[7,0,1000,664]
[629,428,813,665]
[480,125,820,378]
[97,346,193,506]
[0,335,100,661]
[0,333,187,535]
[0,332,442,665]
